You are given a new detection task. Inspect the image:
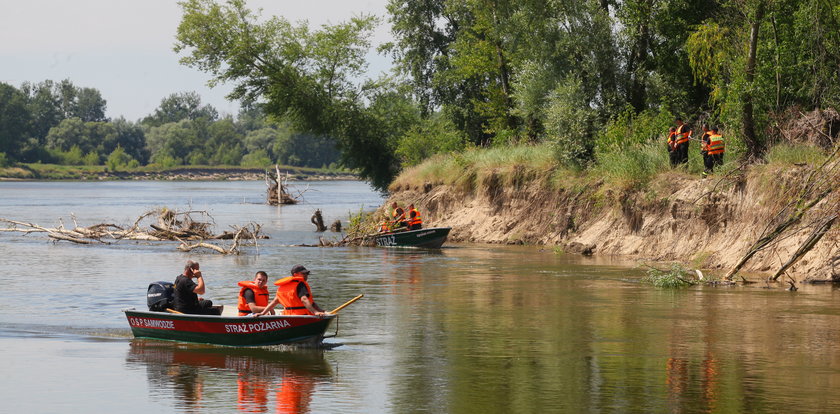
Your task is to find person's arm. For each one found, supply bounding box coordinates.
[257,295,281,316]
[246,290,273,314]
[192,270,206,295]
[301,295,326,316]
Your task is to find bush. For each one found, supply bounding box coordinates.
[83,151,100,166]
[106,146,136,172]
[640,263,696,288]
[544,77,597,168]
[0,152,8,167]
[597,107,674,153]
[240,149,272,167]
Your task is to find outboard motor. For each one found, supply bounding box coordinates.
[147,281,174,312]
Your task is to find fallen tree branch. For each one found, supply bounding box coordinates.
[770,215,838,281]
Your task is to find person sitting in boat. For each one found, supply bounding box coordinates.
[258,265,327,317]
[237,271,274,316]
[173,260,216,314]
[407,204,423,230]
[391,202,407,229]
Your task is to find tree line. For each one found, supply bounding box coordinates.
[4,0,838,189]
[0,81,342,171]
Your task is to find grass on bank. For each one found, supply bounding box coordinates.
[390,139,833,198]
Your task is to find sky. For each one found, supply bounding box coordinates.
[1,0,393,121]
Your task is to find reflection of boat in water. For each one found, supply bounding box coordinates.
[375,227,451,249]
[126,340,331,413]
[123,309,335,346]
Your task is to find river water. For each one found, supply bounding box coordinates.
[1,180,840,413]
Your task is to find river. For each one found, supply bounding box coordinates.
[1,180,840,413]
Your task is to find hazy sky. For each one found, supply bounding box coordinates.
[1,0,393,121]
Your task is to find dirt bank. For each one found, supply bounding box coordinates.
[388,163,839,282]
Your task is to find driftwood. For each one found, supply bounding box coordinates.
[770,215,838,281]
[724,144,839,281]
[330,220,342,232]
[311,209,327,232]
[0,208,266,255]
[266,165,299,205]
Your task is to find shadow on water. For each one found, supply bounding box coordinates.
[125,340,332,413]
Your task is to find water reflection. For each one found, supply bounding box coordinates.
[126,340,331,413]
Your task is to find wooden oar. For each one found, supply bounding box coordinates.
[329,294,364,314]
[166,308,184,314]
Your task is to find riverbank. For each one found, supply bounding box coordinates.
[0,164,357,181]
[387,152,839,282]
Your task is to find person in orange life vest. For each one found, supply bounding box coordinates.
[699,124,712,176]
[173,260,215,314]
[673,117,692,165]
[666,126,678,165]
[258,265,327,317]
[407,203,423,230]
[706,126,725,170]
[391,202,407,229]
[237,271,274,316]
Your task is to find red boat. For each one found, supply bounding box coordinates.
[123,309,335,347]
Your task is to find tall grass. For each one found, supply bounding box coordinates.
[590,143,670,188]
[390,144,558,191]
[766,143,829,165]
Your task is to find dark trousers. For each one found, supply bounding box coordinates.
[676,142,689,164]
[703,152,713,174]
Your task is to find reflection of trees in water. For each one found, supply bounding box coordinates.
[126,341,331,413]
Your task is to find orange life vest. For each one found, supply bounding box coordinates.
[273,276,316,315]
[237,281,270,316]
[675,124,691,145]
[407,208,422,227]
[707,134,725,155]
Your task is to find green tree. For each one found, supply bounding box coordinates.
[106,145,136,171]
[142,91,218,128]
[145,120,198,165]
[0,83,32,159]
[175,0,406,189]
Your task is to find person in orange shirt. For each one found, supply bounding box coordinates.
[258,265,327,317]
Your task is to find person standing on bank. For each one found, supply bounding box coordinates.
[258,265,327,317]
[707,126,725,171]
[237,271,274,316]
[700,124,712,176]
[672,117,692,165]
[173,260,215,314]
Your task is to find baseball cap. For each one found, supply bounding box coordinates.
[290,264,310,275]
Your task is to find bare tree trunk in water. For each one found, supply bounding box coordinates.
[742,2,765,158]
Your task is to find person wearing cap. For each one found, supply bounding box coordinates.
[258,265,327,317]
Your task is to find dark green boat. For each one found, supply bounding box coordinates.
[124,309,335,347]
[374,227,451,249]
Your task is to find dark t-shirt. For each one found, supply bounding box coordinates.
[296,282,309,300]
[173,274,199,312]
[243,288,255,303]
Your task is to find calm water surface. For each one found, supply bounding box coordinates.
[1,180,840,413]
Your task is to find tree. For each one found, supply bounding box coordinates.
[0,83,32,159]
[175,0,406,189]
[142,91,218,127]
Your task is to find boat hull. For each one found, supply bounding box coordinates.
[124,309,334,347]
[374,227,451,249]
